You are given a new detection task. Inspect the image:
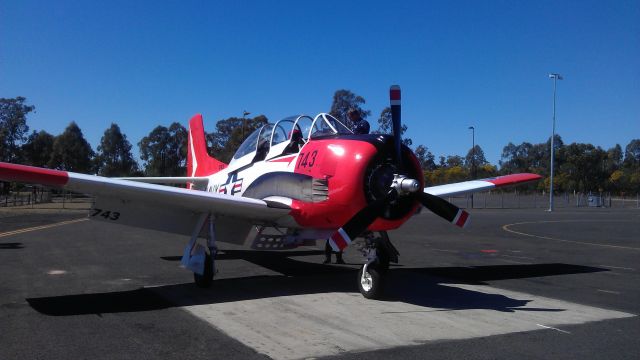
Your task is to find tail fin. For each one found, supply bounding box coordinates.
[187,114,227,180]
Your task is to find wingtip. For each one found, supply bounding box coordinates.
[0,162,69,187]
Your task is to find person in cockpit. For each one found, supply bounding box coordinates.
[348,108,370,135]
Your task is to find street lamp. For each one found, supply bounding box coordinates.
[468,126,475,179]
[548,73,563,212]
[468,126,475,208]
[242,110,251,142]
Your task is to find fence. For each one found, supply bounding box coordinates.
[1,188,93,209]
[447,191,640,210]
[1,186,638,210]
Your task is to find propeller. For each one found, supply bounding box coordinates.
[390,85,402,168]
[327,85,471,252]
[420,192,470,228]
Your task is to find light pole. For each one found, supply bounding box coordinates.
[468,126,475,208]
[548,73,563,212]
[468,126,475,178]
[242,110,250,142]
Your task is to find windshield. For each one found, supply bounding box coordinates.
[233,127,262,160]
[310,113,353,138]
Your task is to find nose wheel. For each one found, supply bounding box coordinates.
[358,263,383,299]
[356,231,397,299]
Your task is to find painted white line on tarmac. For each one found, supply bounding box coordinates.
[502,220,640,251]
[164,283,634,360]
[0,218,87,238]
[496,258,532,265]
[46,270,67,275]
[597,289,621,295]
[598,265,635,271]
[432,248,458,253]
[536,324,571,334]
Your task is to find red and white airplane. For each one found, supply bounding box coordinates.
[0,86,540,299]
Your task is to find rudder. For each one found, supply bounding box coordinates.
[187,114,228,181]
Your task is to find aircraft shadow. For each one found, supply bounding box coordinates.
[0,242,24,249]
[27,249,607,317]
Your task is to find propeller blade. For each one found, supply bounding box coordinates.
[390,85,402,168]
[420,192,471,228]
[327,193,395,252]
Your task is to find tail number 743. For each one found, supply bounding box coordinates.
[91,208,120,221]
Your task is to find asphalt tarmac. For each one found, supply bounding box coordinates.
[1,205,638,359]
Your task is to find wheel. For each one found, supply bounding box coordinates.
[194,253,214,288]
[377,251,390,273]
[358,264,384,299]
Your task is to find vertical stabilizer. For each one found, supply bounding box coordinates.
[187,114,227,186]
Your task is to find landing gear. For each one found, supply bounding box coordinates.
[357,231,398,299]
[358,262,383,299]
[182,213,218,288]
[194,252,214,288]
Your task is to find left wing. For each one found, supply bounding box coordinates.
[116,176,210,185]
[0,162,289,235]
[425,173,542,197]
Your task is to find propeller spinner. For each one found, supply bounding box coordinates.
[328,85,470,252]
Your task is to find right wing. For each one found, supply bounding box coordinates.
[425,173,542,197]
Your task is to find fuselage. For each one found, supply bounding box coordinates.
[203,134,423,232]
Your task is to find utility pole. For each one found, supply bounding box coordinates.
[548,73,563,212]
[242,110,250,142]
[469,126,475,208]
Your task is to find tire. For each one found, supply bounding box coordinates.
[194,253,214,288]
[358,264,384,299]
[377,252,390,273]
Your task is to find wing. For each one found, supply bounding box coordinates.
[424,173,542,197]
[0,162,289,237]
[115,176,210,185]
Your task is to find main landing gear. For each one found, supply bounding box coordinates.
[357,231,398,299]
[181,213,217,288]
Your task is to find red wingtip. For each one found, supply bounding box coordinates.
[0,162,69,187]
[486,173,542,186]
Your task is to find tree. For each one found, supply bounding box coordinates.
[375,107,412,146]
[48,122,94,173]
[21,130,54,167]
[425,166,468,186]
[95,123,138,176]
[624,139,640,169]
[0,97,34,162]
[207,115,269,163]
[414,145,436,170]
[476,163,498,179]
[138,122,187,176]
[558,143,607,192]
[445,155,465,168]
[499,135,562,176]
[329,89,371,129]
[168,122,188,174]
[606,144,623,172]
[465,145,488,169]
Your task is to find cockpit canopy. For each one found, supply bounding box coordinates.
[230,113,353,164]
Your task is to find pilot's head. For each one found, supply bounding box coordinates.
[347,108,361,121]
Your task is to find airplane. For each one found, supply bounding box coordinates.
[0,86,541,299]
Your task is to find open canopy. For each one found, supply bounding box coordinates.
[230,113,353,164]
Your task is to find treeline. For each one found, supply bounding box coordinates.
[1,95,639,194]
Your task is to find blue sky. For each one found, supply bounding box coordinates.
[2,0,639,165]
